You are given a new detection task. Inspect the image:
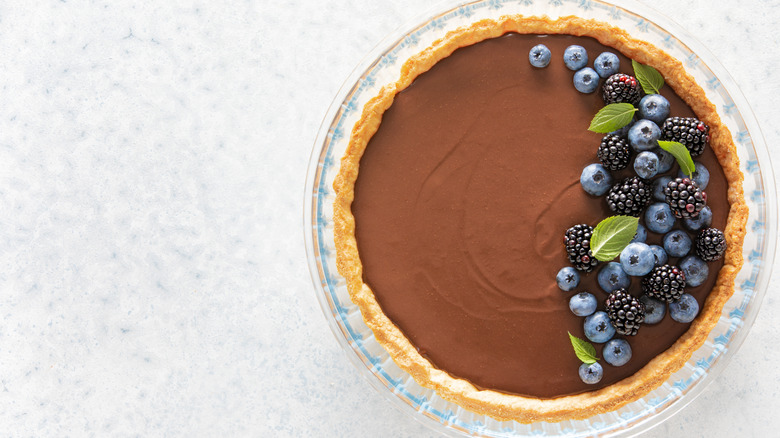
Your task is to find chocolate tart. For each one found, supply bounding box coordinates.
[332,15,747,423]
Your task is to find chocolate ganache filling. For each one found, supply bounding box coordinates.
[351,34,728,398]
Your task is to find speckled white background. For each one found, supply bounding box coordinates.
[0,0,776,436]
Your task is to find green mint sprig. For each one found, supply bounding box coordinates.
[658,140,696,178]
[588,103,637,133]
[632,60,665,94]
[590,215,639,262]
[568,332,598,364]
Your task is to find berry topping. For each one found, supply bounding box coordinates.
[640,295,666,324]
[695,227,727,261]
[669,293,700,323]
[644,202,675,234]
[602,73,642,106]
[579,362,604,384]
[649,245,668,267]
[564,224,600,272]
[637,94,671,125]
[605,288,645,336]
[563,45,588,71]
[682,206,713,231]
[584,311,616,343]
[661,117,710,157]
[628,119,661,152]
[642,264,686,303]
[573,67,600,93]
[619,242,655,277]
[593,52,620,78]
[632,223,647,243]
[597,261,631,293]
[664,177,707,219]
[569,292,598,317]
[603,338,632,366]
[678,161,710,189]
[680,255,709,287]
[606,176,652,217]
[652,176,673,202]
[662,229,692,258]
[580,163,613,196]
[633,151,659,179]
[529,44,551,68]
[654,147,676,173]
[597,134,630,171]
[556,267,580,291]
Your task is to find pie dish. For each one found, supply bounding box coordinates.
[306,0,772,432]
[332,13,745,423]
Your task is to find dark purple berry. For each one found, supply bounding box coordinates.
[642,264,686,303]
[564,224,599,272]
[695,227,727,261]
[602,73,642,106]
[664,177,707,219]
[605,288,645,336]
[661,117,710,157]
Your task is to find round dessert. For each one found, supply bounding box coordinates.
[333,16,746,423]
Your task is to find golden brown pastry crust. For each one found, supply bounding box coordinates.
[332,15,748,423]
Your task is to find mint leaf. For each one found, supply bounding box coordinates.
[590,215,639,262]
[588,103,637,133]
[658,140,696,178]
[632,60,664,94]
[568,332,598,364]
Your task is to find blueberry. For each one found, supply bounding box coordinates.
[529,44,552,68]
[678,161,710,189]
[579,362,604,384]
[682,206,713,231]
[652,176,673,201]
[631,223,647,243]
[573,67,600,93]
[680,255,709,287]
[644,202,675,234]
[580,163,613,195]
[640,294,666,324]
[569,292,598,317]
[603,338,632,366]
[563,45,588,71]
[653,147,676,173]
[597,261,631,293]
[619,242,655,276]
[637,94,671,125]
[593,52,620,78]
[628,119,661,152]
[669,293,699,323]
[649,244,668,267]
[556,266,580,291]
[584,311,616,343]
[663,230,692,258]
[633,151,659,179]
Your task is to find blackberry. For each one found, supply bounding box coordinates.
[602,73,642,106]
[605,288,645,336]
[695,227,726,261]
[606,176,652,217]
[642,264,686,303]
[661,117,710,157]
[664,177,707,219]
[597,134,630,171]
[564,224,599,272]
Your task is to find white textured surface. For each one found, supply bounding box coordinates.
[0,0,777,436]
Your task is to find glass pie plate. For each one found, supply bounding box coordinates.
[303,0,776,435]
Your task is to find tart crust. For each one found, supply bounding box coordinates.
[332,15,747,423]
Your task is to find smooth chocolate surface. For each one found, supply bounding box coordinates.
[351,34,728,398]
